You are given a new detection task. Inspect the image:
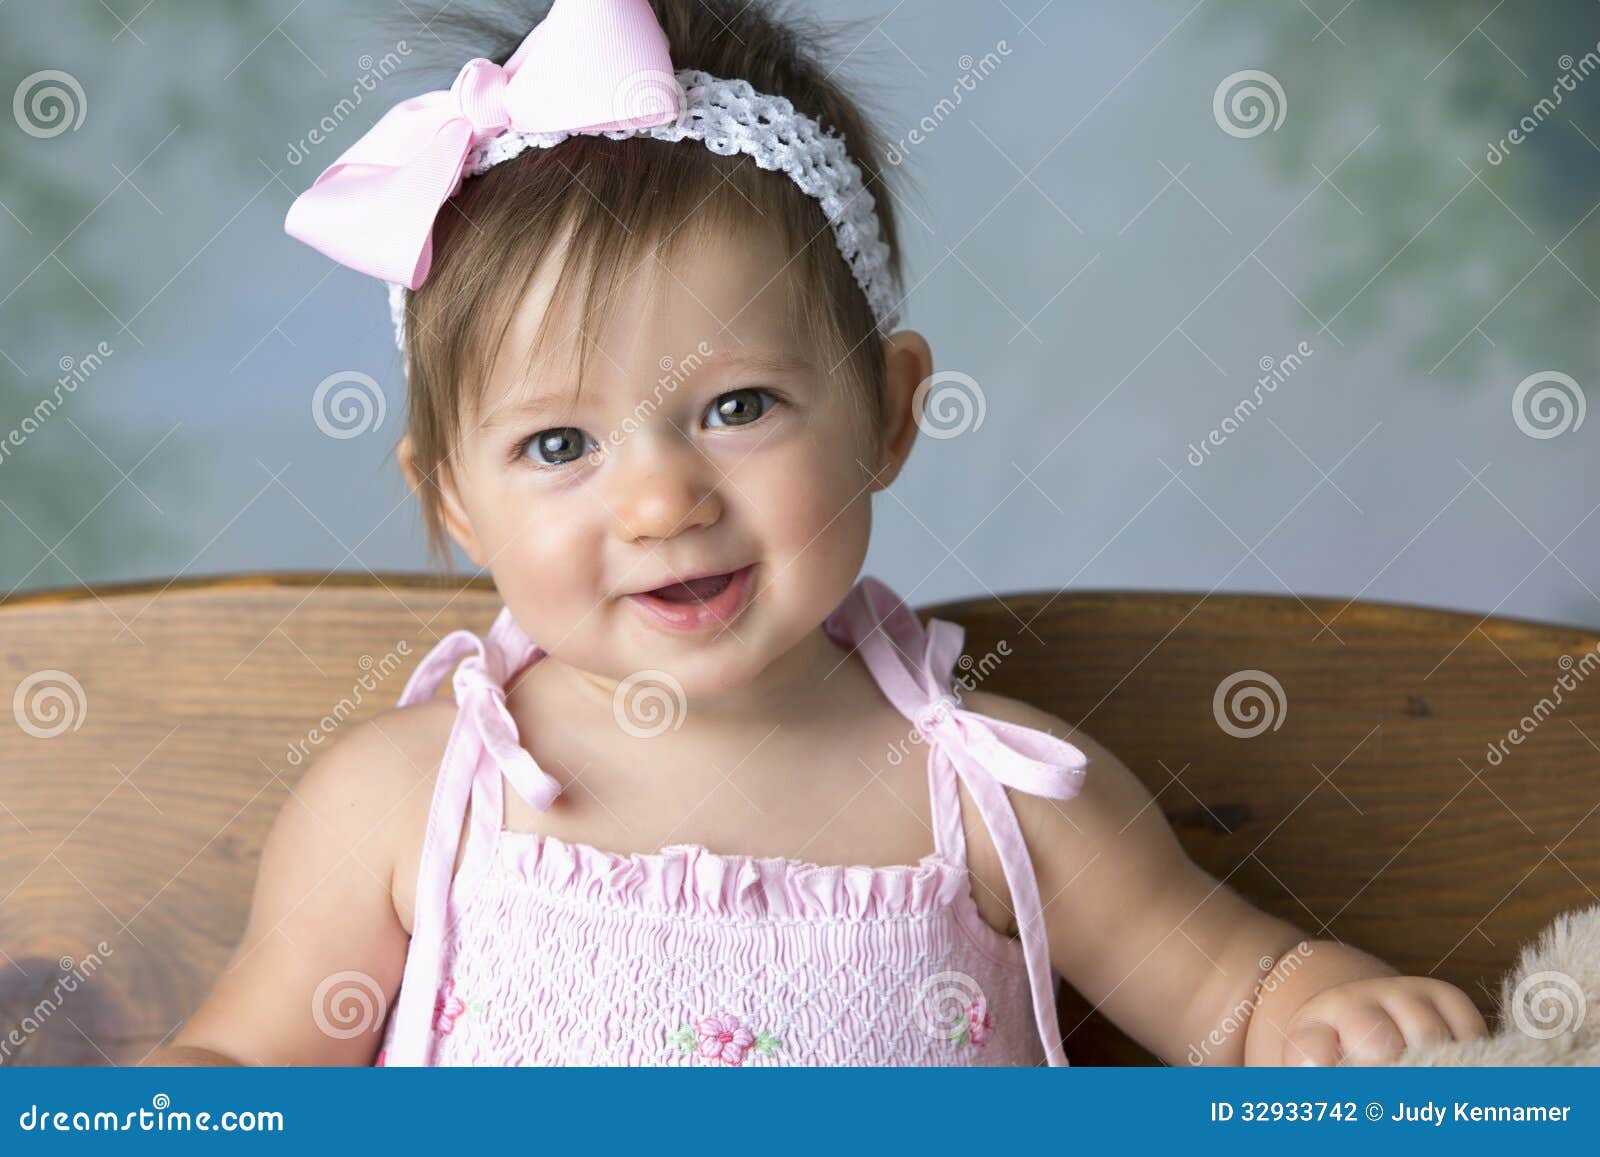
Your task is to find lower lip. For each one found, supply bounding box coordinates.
[626,564,756,632]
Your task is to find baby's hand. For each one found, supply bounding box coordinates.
[1277,975,1488,1065]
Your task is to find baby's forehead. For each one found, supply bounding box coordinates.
[480,224,811,405]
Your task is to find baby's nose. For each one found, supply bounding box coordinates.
[607,441,723,543]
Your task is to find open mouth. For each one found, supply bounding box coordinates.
[643,571,739,603]
[627,564,756,630]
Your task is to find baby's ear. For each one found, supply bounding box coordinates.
[872,329,934,492]
[396,432,486,568]
[396,432,424,494]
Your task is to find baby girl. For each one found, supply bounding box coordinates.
[145,0,1487,1067]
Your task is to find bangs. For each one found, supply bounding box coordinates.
[404,134,884,456]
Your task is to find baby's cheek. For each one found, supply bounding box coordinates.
[486,502,604,617]
[752,441,872,595]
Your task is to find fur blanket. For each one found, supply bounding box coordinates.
[1376,904,1600,1066]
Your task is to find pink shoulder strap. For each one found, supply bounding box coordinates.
[824,577,1089,1066]
[383,608,557,1065]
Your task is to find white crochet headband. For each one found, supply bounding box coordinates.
[381,69,901,356]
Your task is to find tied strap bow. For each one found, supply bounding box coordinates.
[282,0,683,289]
[828,576,1088,800]
[450,652,562,812]
[910,688,1087,802]
[394,610,560,812]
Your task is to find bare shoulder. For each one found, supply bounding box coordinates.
[952,688,1191,928]
[958,688,1113,760]
[356,695,461,792]
[299,696,458,826]
[351,696,465,932]
[958,686,1182,852]
[289,696,459,910]
[164,695,459,1065]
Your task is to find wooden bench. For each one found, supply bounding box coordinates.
[2,574,1596,1065]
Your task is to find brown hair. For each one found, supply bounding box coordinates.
[395,0,906,574]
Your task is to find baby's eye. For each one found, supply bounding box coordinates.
[703,387,778,429]
[518,426,592,468]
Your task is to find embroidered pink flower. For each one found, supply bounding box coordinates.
[947,996,994,1047]
[668,1011,782,1065]
[966,998,994,1046]
[433,979,465,1034]
[430,977,488,1035]
[699,1013,754,1065]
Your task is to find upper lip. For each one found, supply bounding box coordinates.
[627,562,751,596]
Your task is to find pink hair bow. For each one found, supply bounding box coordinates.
[283,0,681,289]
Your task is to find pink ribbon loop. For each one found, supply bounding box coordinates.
[282,0,682,290]
[916,699,1087,801]
[450,59,512,139]
[451,658,562,812]
[829,578,1089,802]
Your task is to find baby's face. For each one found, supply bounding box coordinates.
[438,224,888,698]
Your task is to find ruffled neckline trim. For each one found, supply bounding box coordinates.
[495,828,967,923]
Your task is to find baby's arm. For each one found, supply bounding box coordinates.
[962,689,1486,1066]
[139,709,428,1066]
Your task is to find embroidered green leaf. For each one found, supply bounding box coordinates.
[752,1030,782,1056]
[667,1024,697,1054]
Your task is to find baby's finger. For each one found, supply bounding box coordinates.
[1428,985,1489,1041]
[1329,1005,1407,1065]
[1378,994,1456,1054]
[1283,1019,1342,1066]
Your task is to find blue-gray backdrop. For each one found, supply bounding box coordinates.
[2,1,1596,631]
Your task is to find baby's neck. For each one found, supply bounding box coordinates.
[527,623,868,741]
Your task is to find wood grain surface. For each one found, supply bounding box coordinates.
[2,574,1596,1066]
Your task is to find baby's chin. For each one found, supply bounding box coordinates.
[557,607,812,706]
[602,610,798,702]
